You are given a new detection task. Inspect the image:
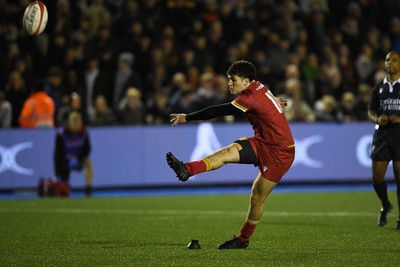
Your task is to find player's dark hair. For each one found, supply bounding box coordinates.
[226,60,256,81]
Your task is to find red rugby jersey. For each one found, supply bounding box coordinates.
[232,81,294,147]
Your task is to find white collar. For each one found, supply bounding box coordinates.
[383,77,400,85]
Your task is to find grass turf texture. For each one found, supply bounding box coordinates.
[0,191,399,266]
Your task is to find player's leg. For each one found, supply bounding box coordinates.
[246,173,277,220]
[372,160,392,226]
[218,173,276,249]
[393,160,400,229]
[83,157,93,196]
[240,173,276,239]
[166,142,241,181]
[199,143,241,170]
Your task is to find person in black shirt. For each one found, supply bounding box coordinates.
[368,51,400,230]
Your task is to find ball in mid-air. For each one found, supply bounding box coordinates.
[22,1,48,36]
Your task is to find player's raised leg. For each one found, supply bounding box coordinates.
[166,143,241,182]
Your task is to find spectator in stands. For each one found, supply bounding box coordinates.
[54,111,93,197]
[375,35,392,61]
[146,91,172,125]
[19,81,55,128]
[169,82,200,115]
[31,35,50,79]
[117,87,146,125]
[83,0,112,38]
[44,67,67,110]
[353,83,372,121]
[84,24,117,71]
[355,43,375,83]
[13,57,33,88]
[164,72,188,98]
[88,95,117,126]
[390,17,400,52]
[111,52,143,112]
[56,92,87,127]
[341,15,362,58]
[4,71,29,127]
[283,78,316,122]
[322,66,353,101]
[186,65,201,90]
[81,56,111,116]
[314,95,339,122]
[301,52,319,105]
[145,63,169,101]
[337,43,355,87]
[266,32,291,83]
[0,91,12,128]
[306,10,330,57]
[64,69,84,97]
[337,92,357,122]
[196,72,220,109]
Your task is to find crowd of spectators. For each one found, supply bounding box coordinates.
[1,0,400,128]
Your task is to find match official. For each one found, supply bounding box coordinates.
[368,51,400,230]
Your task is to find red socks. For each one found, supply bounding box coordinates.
[238,219,258,243]
[185,159,209,176]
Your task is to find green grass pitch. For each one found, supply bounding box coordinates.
[0,190,399,266]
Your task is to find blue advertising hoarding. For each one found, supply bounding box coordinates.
[0,122,389,190]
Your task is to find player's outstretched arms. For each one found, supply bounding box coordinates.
[170,113,187,126]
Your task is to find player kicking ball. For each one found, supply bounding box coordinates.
[166,60,295,249]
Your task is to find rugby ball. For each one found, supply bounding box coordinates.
[23,1,48,36]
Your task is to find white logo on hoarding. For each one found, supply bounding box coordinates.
[190,123,221,161]
[190,123,222,180]
[293,136,323,168]
[0,142,34,175]
[356,135,372,167]
[356,134,390,168]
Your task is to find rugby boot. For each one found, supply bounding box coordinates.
[395,218,400,230]
[218,235,249,249]
[166,152,190,181]
[378,202,393,226]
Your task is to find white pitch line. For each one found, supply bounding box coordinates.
[0,208,377,217]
